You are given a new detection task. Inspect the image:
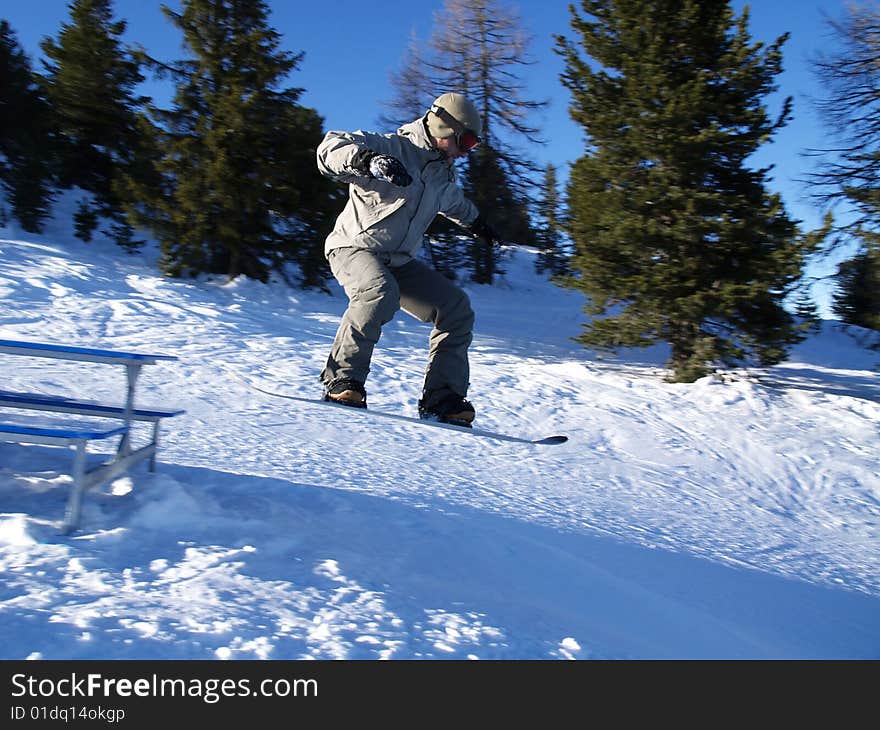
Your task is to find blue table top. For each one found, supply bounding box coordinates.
[0,339,177,364]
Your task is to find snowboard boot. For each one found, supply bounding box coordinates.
[323,378,367,408]
[418,390,475,427]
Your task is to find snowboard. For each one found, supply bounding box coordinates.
[241,378,568,446]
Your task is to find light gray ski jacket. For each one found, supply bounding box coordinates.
[316,118,479,260]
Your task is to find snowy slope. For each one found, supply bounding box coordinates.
[1,198,879,660]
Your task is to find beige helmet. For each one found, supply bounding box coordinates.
[426,92,482,140]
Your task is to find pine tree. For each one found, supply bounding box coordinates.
[127,0,334,284]
[382,0,547,283]
[463,143,527,282]
[557,0,808,382]
[535,163,568,276]
[806,3,880,331]
[793,285,821,334]
[40,0,145,237]
[0,21,55,232]
[832,250,880,331]
[807,3,880,253]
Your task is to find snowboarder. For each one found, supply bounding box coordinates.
[315,92,498,426]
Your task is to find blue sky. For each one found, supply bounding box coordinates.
[3,0,852,311]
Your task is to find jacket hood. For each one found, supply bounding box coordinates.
[397,118,438,154]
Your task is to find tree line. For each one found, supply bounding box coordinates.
[1,0,338,288]
[1,0,876,381]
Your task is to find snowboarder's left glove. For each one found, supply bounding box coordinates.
[350,148,413,187]
[469,215,500,246]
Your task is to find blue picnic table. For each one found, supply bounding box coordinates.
[0,338,184,533]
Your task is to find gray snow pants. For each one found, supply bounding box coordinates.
[321,247,474,399]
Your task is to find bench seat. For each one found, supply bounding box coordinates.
[0,396,184,535]
[0,419,129,443]
[0,390,184,422]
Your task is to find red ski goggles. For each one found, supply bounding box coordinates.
[456,129,481,152]
[431,102,482,153]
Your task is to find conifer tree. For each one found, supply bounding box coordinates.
[557,0,808,381]
[806,4,880,331]
[40,0,145,240]
[808,3,880,253]
[793,285,821,333]
[535,163,568,276]
[832,250,880,331]
[382,0,546,283]
[0,21,55,232]
[127,0,334,284]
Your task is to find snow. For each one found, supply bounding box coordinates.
[1,194,879,660]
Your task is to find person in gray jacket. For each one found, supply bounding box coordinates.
[316,92,498,426]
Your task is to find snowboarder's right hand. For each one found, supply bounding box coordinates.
[469,215,500,246]
[368,154,413,187]
[350,149,413,187]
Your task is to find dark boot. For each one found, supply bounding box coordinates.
[418,390,475,427]
[323,378,367,408]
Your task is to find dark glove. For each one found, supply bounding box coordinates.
[350,148,412,187]
[469,215,500,246]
